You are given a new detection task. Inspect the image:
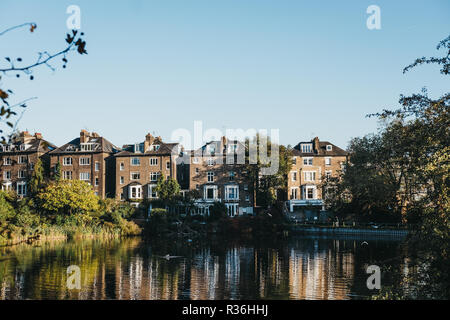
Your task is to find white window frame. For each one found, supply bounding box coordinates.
[95,162,100,171]
[18,155,27,164]
[3,157,11,166]
[131,157,140,166]
[148,184,158,199]
[63,157,73,166]
[150,172,160,182]
[325,157,331,166]
[326,145,333,151]
[301,144,313,153]
[303,157,313,166]
[18,170,26,179]
[204,185,217,200]
[225,185,239,200]
[3,171,11,180]
[130,172,140,180]
[79,157,90,166]
[63,171,72,180]
[16,182,27,197]
[120,162,124,171]
[304,171,316,182]
[291,171,297,181]
[150,158,158,166]
[207,171,214,183]
[120,176,124,185]
[129,185,142,199]
[80,172,90,181]
[290,187,299,200]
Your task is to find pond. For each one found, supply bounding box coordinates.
[0,235,408,300]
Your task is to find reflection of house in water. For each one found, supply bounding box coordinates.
[189,249,220,300]
[288,240,355,300]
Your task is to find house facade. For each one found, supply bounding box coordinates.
[186,137,253,217]
[48,130,119,198]
[287,137,348,212]
[114,133,180,204]
[0,131,56,197]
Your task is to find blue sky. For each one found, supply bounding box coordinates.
[0,0,449,149]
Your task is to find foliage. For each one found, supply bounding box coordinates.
[243,134,292,209]
[154,174,181,208]
[0,191,15,223]
[208,202,227,221]
[29,158,45,194]
[54,162,61,182]
[38,180,100,215]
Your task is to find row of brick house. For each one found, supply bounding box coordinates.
[0,130,348,216]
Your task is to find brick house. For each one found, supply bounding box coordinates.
[114,133,181,204]
[0,131,56,197]
[186,136,253,217]
[287,137,348,212]
[49,130,119,198]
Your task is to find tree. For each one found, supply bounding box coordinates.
[243,134,292,210]
[154,174,181,209]
[0,23,87,142]
[54,162,61,182]
[29,158,45,194]
[38,180,99,215]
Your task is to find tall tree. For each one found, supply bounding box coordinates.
[29,158,45,194]
[154,174,181,210]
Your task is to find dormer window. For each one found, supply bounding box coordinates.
[20,144,26,151]
[133,143,143,153]
[80,143,96,152]
[66,145,75,151]
[151,145,160,151]
[301,144,312,153]
[4,145,11,152]
[208,145,216,155]
[326,145,332,151]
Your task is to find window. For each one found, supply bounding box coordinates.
[325,157,331,166]
[18,155,28,164]
[204,186,217,200]
[291,171,297,181]
[305,187,315,199]
[244,184,248,191]
[80,172,90,181]
[150,172,160,182]
[120,193,124,201]
[18,170,26,179]
[80,143,96,151]
[16,182,27,197]
[19,144,26,151]
[195,184,199,190]
[29,162,34,170]
[166,161,170,170]
[208,145,216,155]
[131,172,140,180]
[195,167,199,174]
[151,145,160,151]
[292,157,297,165]
[325,170,332,180]
[63,157,73,166]
[207,171,214,182]
[229,171,235,181]
[301,144,312,153]
[95,177,99,186]
[304,171,316,182]
[79,157,90,165]
[291,188,299,200]
[95,162,100,171]
[3,157,11,165]
[129,185,142,199]
[192,157,199,164]
[131,157,140,166]
[207,158,215,166]
[3,145,11,152]
[303,157,313,166]
[326,145,332,151]
[120,162,124,171]
[228,144,238,153]
[150,158,158,166]
[63,171,72,180]
[3,171,11,180]
[225,185,239,200]
[148,184,158,199]
[245,195,250,202]
[226,203,239,217]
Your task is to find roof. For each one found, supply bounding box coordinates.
[292,139,348,157]
[114,142,179,157]
[49,136,119,155]
[190,139,246,157]
[0,133,57,154]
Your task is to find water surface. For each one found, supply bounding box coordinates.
[0,236,408,300]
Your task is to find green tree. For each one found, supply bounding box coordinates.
[29,158,45,194]
[38,180,99,215]
[54,162,61,182]
[154,174,181,210]
[244,134,292,210]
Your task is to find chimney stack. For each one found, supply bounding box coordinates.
[144,133,154,151]
[313,137,320,153]
[80,130,89,143]
[221,136,227,150]
[34,132,43,140]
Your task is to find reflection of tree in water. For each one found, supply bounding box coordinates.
[0,236,407,300]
